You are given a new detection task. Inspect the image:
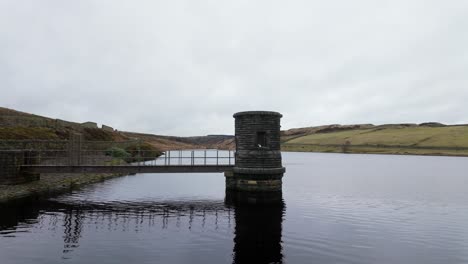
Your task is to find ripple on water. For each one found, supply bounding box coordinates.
[2,152,468,264]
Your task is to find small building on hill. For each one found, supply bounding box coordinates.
[101,124,114,132]
[81,122,98,128]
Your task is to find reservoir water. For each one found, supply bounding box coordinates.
[1,152,468,264]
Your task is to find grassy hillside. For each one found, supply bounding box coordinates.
[282,124,468,156]
[119,131,203,151]
[0,127,60,140]
[183,135,235,150]
[0,107,120,141]
[4,106,467,157]
[0,107,216,151]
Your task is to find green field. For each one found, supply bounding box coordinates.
[282,125,468,156]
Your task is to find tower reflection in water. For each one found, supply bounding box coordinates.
[225,190,285,264]
[0,193,284,264]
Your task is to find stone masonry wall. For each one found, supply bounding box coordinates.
[0,151,23,185]
[234,111,282,168]
[227,111,285,192]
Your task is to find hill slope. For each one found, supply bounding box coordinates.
[0,107,235,151]
[282,124,468,156]
[0,107,204,151]
[3,106,468,156]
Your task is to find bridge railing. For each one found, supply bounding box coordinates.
[1,148,235,167]
[155,150,235,167]
[0,139,235,167]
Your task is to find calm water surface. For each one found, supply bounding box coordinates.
[1,152,468,264]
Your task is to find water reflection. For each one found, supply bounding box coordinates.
[0,200,41,231]
[225,191,285,264]
[0,194,285,263]
[3,153,468,264]
[62,207,84,257]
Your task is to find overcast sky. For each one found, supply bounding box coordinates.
[1,0,467,136]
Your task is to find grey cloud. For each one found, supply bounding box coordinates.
[1,0,467,135]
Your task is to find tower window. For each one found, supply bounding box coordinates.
[256,132,267,148]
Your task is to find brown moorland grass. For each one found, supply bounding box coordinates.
[283,125,468,156]
[0,127,59,140]
[286,126,468,147]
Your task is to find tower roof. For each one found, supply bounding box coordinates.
[233,111,282,118]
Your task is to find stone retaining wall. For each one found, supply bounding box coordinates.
[0,151,39,185]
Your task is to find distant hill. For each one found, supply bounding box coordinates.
[183,135,235,149]
[281,124,375,142]
[118,131,211,150]
[3,106,468,156]
[282,123,468,156]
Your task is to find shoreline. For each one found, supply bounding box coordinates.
[2,148,466,204]
[281,148,468,158]
[0,172,129,204]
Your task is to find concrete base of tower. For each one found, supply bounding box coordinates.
[225,189,283,205]
[224,167,285,192]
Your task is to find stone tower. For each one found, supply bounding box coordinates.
[225,111,285,192]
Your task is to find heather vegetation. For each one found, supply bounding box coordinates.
[0,107,201,152]
[0,127,60,140]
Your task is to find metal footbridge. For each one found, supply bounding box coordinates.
[0,138,234,176]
